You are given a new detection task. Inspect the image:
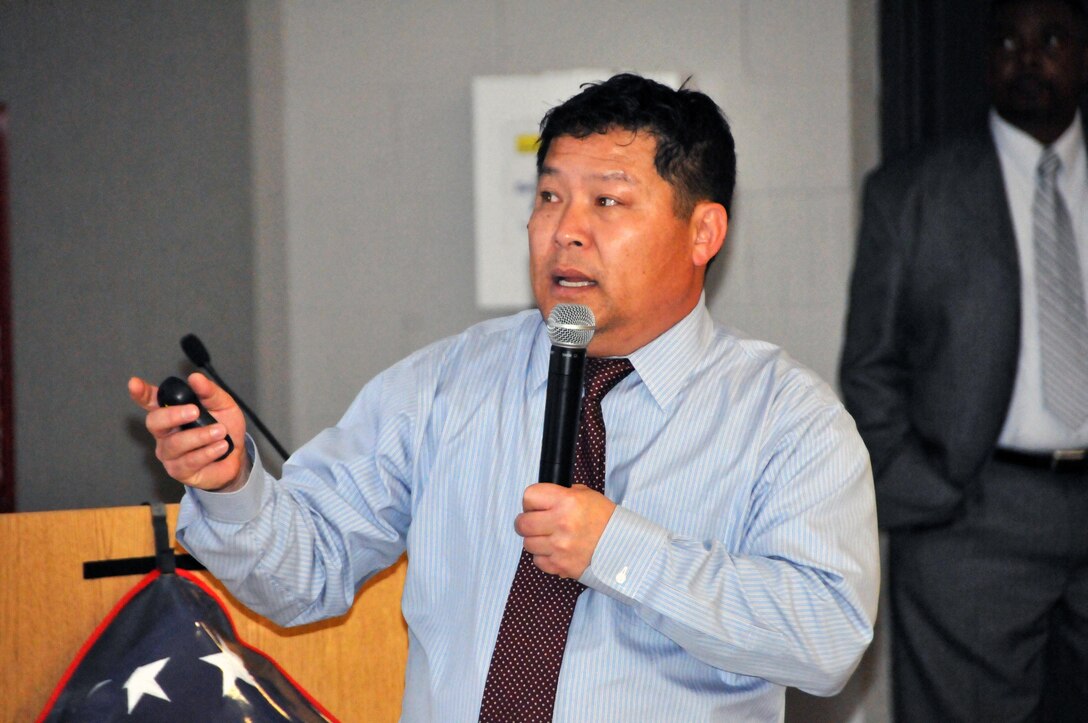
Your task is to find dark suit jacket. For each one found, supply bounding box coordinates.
[840,131,1022,530]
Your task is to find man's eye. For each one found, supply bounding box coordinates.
[597,197,618,207]
[539,191,557,203]
[1045,32,1063,50]
[1000,36,1017,53]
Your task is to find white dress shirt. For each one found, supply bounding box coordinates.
[993,109,1088,449]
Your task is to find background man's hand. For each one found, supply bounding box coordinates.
[127,372,248,491]
[515,483,616,579]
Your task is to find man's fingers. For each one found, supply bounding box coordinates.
[144,403,200,440]
[521,535,558,568]
[160,438,234,484]
[156,423,228,461]
[186,372,233,414]
[127,376,159,411]
[521,538,566,578]
[515,510,560,539]
[521,482,565,511]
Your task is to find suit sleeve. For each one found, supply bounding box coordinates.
[838,171,964,530]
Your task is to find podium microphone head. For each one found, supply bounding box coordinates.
[180,334,211,367]
[546,304,595,349]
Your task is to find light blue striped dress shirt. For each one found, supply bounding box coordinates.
[178,301,879,722]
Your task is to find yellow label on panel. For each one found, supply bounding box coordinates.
[516,134,540,154]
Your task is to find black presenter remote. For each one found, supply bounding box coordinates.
[157,376,235,461]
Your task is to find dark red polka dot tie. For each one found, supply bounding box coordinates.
[478,357,634,723]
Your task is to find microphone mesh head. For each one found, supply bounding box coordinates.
[180,334,210,366]
[546,303,596,349]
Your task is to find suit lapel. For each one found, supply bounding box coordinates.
[953,135,1020,280]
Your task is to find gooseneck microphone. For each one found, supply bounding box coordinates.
[538,304,596,487]
[180,333,290,461]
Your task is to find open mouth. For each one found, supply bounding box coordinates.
[554,269,596,288]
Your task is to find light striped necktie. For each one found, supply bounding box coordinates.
[1033,146,1088,429]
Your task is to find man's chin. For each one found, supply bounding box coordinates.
[537,285,599,311]
[997,82,1058,119]
[997,102,1068,130]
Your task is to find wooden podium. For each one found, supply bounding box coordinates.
[0,504,408,721]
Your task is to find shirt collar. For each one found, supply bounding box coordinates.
[627,296,713,409]
[990,108,1083,180]
[528,296,713,411]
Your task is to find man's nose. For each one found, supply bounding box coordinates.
[554,203,589,248]
[1015,39,1044,68]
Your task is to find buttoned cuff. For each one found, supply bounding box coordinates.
[580,505,669,606]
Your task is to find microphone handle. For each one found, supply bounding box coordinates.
[538,346,587,487]
[201,362,290,461]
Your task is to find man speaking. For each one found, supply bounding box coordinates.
[130,73,878,721]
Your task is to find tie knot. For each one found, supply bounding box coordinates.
[1038,147,1062,182]
[583,357,634,403]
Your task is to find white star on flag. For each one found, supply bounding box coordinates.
[123,657,171,713]
[201,649,260,697]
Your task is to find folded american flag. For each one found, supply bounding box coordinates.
[38,568,337,722]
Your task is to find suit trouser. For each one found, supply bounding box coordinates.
[888,456,1088,722]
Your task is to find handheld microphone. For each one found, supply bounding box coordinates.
[156,376,235,461]
[180,333,290,461]
[538,304,596,487]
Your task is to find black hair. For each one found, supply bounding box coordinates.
[536,73,737,218]
[990,0,1088,35]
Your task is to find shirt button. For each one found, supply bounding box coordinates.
[615,566,629,584]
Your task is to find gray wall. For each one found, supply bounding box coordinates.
[0,1,258,510]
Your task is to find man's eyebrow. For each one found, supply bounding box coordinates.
[599,170,636,183]
[537,166,637,184]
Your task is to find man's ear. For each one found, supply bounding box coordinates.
[691,202,728,267]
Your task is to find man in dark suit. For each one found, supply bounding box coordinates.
[840,0,1088,719]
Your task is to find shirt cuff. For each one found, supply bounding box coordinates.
[186,434,267,524]
[579,504,669,606]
